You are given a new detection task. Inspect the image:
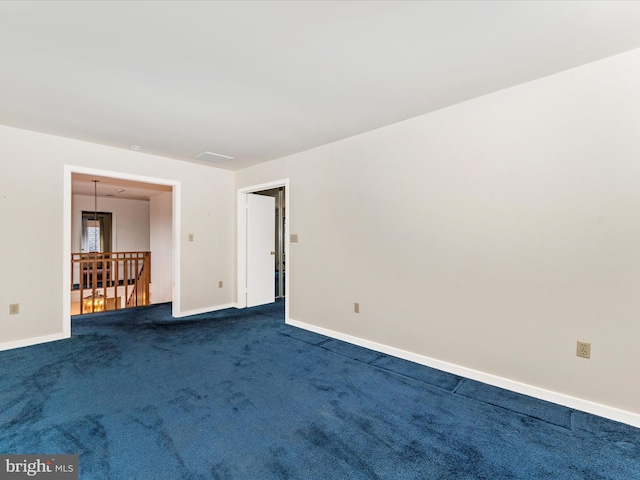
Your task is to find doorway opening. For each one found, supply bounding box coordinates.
[70,173,173,315]
[237,179,289,319]
[253,187,286,299]
[64,166,181,334]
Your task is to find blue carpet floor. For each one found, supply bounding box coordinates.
[1,301,639,479]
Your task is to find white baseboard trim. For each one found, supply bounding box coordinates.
[286,318,640,429]
[174,303,239,318]
[0,332,70,352]
[1,303,241,351]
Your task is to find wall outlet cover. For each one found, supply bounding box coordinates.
[576,341,591,359]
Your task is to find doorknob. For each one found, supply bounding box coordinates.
[270,251,276,255]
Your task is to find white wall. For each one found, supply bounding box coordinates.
[0,126,236,347]
[236,48,640,422]
[71,194,150,253]
[150,191,173,304]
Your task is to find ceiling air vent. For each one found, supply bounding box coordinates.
[194,151,234,163]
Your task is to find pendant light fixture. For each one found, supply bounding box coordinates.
[83,179,105,313]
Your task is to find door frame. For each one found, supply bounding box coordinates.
[237,179,289,319]
[63,165,181,335]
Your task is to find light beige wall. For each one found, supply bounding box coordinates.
[150,191,173,304]
[236,48,640,416]
[0,126,235,345]
[71,194,150,253]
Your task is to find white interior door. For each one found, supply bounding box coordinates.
[246,193,275,307]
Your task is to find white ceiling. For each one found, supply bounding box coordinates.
[2,1,640,173]
[72,173,172,201]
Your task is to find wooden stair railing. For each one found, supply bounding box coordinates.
[126,258,150,308]
[71,251,151,314]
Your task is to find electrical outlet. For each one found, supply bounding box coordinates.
[218,281,223,288]
[576,341,591,359]
[188,234,194,242]
[9,304,19,315]
[354,302,360,314]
